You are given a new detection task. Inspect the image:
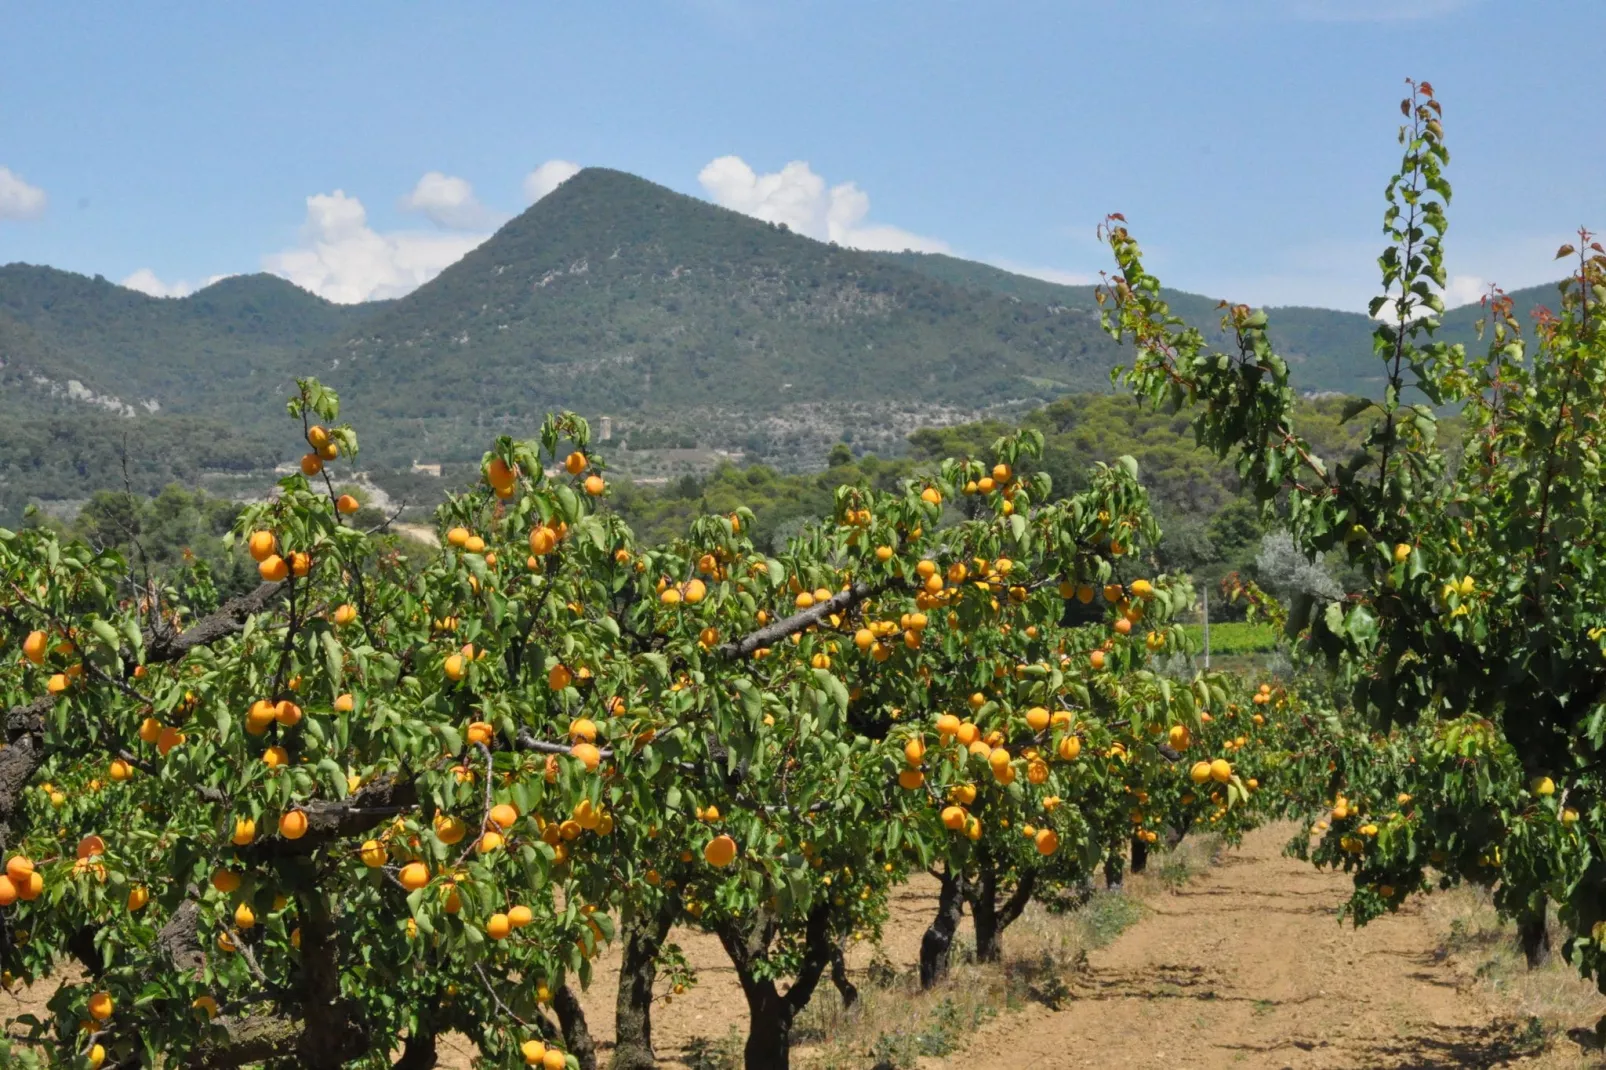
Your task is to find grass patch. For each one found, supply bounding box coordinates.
[1075,891,1145,949]
[796,837,1221,1068]
[1154,833,1225,892]
[1419,886,1606,1059]
[684,1026,745,1070]
[1179,621,1280,654]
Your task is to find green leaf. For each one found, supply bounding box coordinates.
[1339,397,1373,423]
[320,631,345,685]
[1009,513,1027,544]
[438,725,463,756]
[90,619,120,650]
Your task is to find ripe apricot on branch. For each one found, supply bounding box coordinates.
[704,834,737,867]
[87,991,114,1021]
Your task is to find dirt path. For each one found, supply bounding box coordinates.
[10,824,1599,1067]
[936,823,1597,1070]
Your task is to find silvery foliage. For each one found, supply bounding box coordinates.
[1255,531,1342,603]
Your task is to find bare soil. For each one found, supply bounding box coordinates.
[11,824,1603,1067]
[926,824,1604,1070]
[449,823,1605,1068]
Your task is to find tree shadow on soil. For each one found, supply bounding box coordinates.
[1217,1018,1558,1069]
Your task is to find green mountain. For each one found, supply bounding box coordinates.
[0,266,382,426]
[877,251,1384,394]
[879,251,1565,396]
[312,168,1126,466]
[0,167,1568,522]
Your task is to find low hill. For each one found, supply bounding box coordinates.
[0,266,381,427]
[879,252,1566,397]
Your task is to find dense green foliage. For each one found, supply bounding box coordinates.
[610,393,1383,605]
[1177,621,1279,655]
[43,486,259,605]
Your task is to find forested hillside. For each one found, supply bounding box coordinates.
[0,167,1545,521]
[881,251,1564,398]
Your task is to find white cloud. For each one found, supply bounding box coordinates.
[401,171,500,230]
[120,268,232,299]
[263,190,489,304]
[1442,274,1490,310]
[1371,274,1491,322]
[523,160,581,203]
[0,166,47,221]
[697,156,949,253]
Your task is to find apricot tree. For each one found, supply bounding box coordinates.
[1099,80,1606,985]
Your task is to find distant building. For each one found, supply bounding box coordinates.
[599,416,612,442]
[411,461,442,477]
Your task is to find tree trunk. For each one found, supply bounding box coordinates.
[393,1029,438,1070]
[830,944,858,1009]
[294,890,368,1069]
[715,903,836,1070]
[554,984,598,1070]
[1104,849,1125,892]
[609,900,676,1070]
[1130,835,1149,875]
[919,867,967,988]
[968,861,1037,966]
[970,853,1002,963]
[1518,905,1551,969]
[737,983,793,1070]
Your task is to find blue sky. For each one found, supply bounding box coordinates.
[1,0,1599,309]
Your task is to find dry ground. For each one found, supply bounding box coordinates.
[9,823,1605,1068]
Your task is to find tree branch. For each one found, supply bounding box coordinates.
[783,901,837,1015]
[143,581,286,665]
[998,869,1038,929]
[236,774,417,861]
[185,1013,304,1069]
[716,580,891,660]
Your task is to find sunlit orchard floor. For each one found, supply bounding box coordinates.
[6,824,1604,1068]
[439,824,1606,1069]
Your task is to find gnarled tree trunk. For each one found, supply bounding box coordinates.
[965,852,1037,965]
[554,984,598,1070]
[971,854,1002,964]
[1518,902,1551,969]
[716,902,836,1070]
[1130,834,1149,875]
[609,898,678,1070]
[1103,848,1125,892]
[918,866,967,988]
[294,890,369,1069]
[393,1028,438,1069]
